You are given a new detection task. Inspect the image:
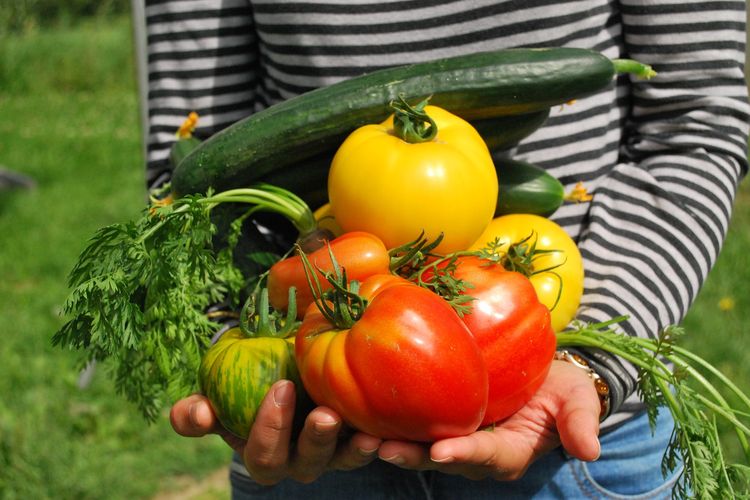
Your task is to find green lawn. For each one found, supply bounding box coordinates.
[0,17,229,500]
[0,14,748,500]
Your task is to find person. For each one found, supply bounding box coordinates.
[143,1,749,498]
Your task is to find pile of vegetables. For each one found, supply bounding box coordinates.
[53,47,750,497]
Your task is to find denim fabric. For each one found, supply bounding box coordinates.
[230,408,682,499]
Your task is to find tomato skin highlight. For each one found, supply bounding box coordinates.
[295,274,488,441]
[267,231,390,317]
[328,105,498,253]
[441,256,557,425]
[470,214,584,332]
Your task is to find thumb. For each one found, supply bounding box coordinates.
[555,382,602,462]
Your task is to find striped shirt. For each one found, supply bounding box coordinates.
[144,0,749,429]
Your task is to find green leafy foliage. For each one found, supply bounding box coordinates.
[53,195,247,420]
[52,185,315,422]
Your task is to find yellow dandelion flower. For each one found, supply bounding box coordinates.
[718,297,735,311]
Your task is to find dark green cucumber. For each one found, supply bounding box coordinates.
[258,152,332,210]
[172,48,653,196]
[495,158,565,217]
[472,109,549,153]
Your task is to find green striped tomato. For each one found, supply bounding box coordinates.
[199,327,300,438]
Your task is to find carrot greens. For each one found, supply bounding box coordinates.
[52,185,314,420]
[558,319,750,498]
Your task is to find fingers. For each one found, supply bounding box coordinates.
[378,440,432,470]
[172,384,384,485]
[555,383,601,462]
[289,407,343,483]
[330,432,382,471]
[169,393,247,452]
[290,412,383,481]
[244,380,297,485]
[170,394,216,437]
[431,431,526,480]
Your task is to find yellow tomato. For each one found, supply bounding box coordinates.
[469,214,584,332]
[328,105,498,253]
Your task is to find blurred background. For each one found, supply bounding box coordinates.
[0,1,748,498]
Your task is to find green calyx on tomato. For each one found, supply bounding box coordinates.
[296,242,369,329]
[390,95,438,143]
[480,232,566,311]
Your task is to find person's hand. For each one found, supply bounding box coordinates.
[376,360,602,480]
[169,380,382,485]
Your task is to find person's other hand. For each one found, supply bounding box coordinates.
[169,379,382,485]
[376,360,601,480]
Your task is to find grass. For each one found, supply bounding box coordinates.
[0,17,230,500]
[0,13,748,500]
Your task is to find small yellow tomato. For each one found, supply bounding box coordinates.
[328,104,498,253]
[469,214,584,332]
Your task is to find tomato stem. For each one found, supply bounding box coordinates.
[239,286,299,339]
[478,232,566,311]
[297,243,368,330]
[390,95,438,143]
[388,232,444,275]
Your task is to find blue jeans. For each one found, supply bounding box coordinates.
[230,409,682,499]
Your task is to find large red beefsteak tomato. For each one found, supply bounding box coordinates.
[295,274,488,441]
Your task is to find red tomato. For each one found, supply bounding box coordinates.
[267,231,390,318]
[423,256,556,425]
[295,274,488,441]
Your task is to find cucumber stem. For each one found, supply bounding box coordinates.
[612,59,657,80]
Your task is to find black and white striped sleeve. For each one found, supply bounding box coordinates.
[572,0,749,423]
[144,0,260,189]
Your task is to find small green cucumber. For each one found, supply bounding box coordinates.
[495,158,565,217]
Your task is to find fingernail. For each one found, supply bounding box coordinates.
[431,455,454,464]
[592,439,602,462]
[273,381,294,407]
[358,446,379,456]
[313,414,339,434]
[382,454,405,465]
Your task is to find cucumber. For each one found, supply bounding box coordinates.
[472,109,549,153]
[169,136,201,168]
[495,158,565,217]
[173,48,653,196]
